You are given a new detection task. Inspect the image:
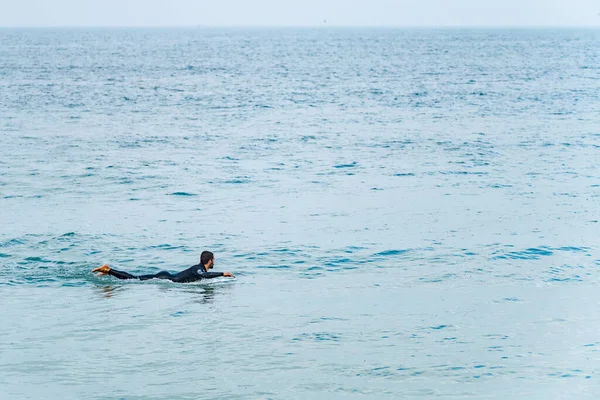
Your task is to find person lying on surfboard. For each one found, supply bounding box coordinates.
[92,251,235,283]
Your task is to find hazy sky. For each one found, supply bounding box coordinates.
[1,0,599,27]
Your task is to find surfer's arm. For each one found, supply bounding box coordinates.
[199,272,226,279]
[199,272,235,279]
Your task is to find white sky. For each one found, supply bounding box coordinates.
[1,0,599,27]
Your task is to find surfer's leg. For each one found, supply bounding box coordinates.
[108,268,139,280]
[137,271,175,281]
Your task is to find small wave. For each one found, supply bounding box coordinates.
[333,162,357,169]
[430,325,450,330]
[168,192,197,196]
[491,247,553,260]
[373,249,409,257]
[0,238,25,247]
[293,332,342,342]
[544,264,587,282]
[323,258,353,267]
[257,264,291,269]
[438,171,488,176]
[23,256,53,263]
[555,246,589,252]
[223,178,252,184]
[491,245,589,261]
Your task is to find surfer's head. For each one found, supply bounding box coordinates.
[201,251,214,269]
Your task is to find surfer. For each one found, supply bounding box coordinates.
[91,251,235,283]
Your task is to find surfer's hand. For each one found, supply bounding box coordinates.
[92,264,111,276]
[223,272,235,278]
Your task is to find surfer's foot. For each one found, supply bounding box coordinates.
[92,264,111,276]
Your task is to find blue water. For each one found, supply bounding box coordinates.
[1,28,600,399]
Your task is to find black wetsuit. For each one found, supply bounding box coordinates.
[108,263,224,283]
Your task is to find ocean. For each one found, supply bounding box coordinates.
[1,27,599,399]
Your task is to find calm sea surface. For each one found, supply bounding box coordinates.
[1,28,600,399]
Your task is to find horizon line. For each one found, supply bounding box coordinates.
[1,24,599,29]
